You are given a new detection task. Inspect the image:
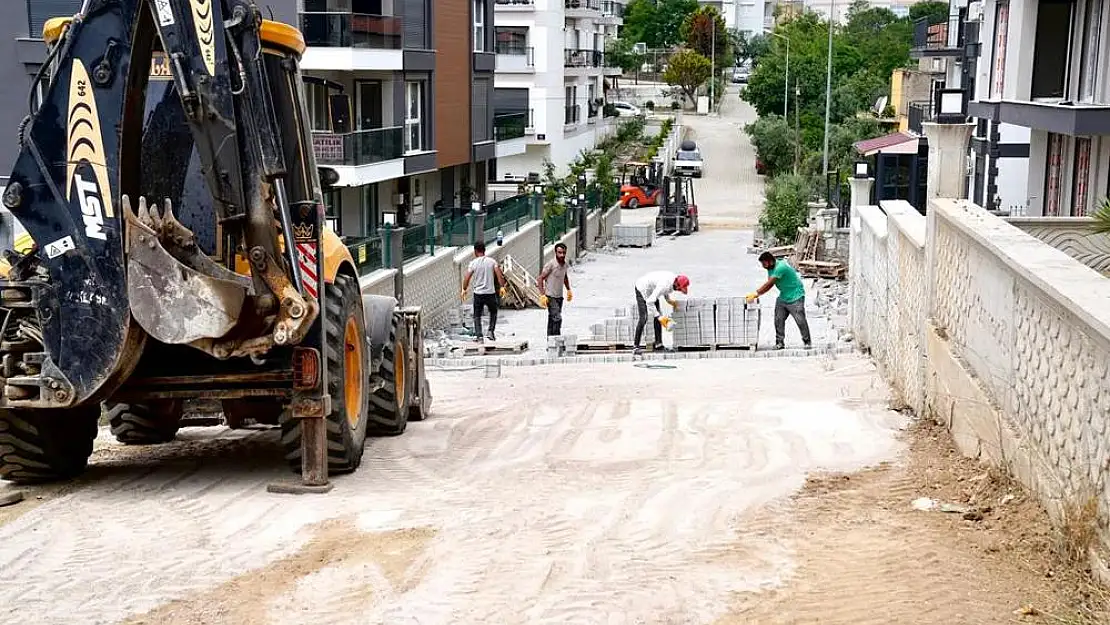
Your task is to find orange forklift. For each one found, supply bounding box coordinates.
[619,160,664,209]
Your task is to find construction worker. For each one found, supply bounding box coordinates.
[538,242,573,336]
[747,252,811,350]
[633,271,690,354]
[461,240,507,342]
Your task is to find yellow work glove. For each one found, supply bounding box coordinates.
[659,316,672,330]
[539,295,548,308]
[745,292,758,303]
[499,286,507,298]
[566,289,573,302]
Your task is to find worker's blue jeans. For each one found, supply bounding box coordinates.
[774,296,811,347]
[546,296,564,336]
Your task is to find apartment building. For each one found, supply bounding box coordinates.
[0,0,495,240]
[965,0,1107,217]
[699,0,769,34]
[490,0,624,181]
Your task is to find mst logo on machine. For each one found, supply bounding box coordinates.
[66,60,114,242]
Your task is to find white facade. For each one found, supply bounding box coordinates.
[700,0,766,34]
[493,0,623,179]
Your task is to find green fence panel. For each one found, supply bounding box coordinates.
[347,236,384,276]
[401,223,428,261]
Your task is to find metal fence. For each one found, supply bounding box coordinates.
[826,170,851,228]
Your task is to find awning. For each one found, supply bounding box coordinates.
[854,132,920,156]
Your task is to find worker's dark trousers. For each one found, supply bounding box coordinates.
[546,296,564,336]
[634,290,662,347]
[473,293,499,338]
[774,296,811,347]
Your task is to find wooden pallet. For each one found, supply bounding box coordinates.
[500,255,544,309]
[453,340,529,356]
[576,341,667,353]
[796,259,847,279]
[675,343,757,352]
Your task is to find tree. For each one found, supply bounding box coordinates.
[909,1,950,24]
[745,115,796,178]
[681,7,731,68]
[760,174,813,243]
[737,32,771,67]
[621,0,699,48]
[663,49,712,103]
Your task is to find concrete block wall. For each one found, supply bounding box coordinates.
[358,268,398,298]
[850,197,1110,575]
[402,248,460,330]
[602,203,621,240]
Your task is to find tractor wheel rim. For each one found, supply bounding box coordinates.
[394,345,405,410]
[344,316,364,429]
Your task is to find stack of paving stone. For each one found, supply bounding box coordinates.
[589,307,636,344]
[672,297,761,347]
[612,224,654,248]
[714,297,761,347]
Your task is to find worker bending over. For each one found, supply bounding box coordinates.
[461,240,507,342]
[747,252,811,350]
[633,271,690,354]
[538,243,573,336]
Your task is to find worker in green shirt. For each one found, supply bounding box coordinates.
[746,252,812,350]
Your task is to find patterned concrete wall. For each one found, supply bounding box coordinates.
[602,203,621,240]
[358,268,398,298]
[1007,217,1110,274]
[851,197,1110,570]
[402,248,460,330]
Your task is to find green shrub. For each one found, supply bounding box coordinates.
[646,100,655,110]
[670,101,681,110]
[759,174,812,244]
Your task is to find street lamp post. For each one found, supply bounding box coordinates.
[765,29,789,119]
[822,0,834,175]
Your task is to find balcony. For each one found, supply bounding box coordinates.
[495,0,535,8]
[600,1,624,18]
[494,112,529,141]
[910,15,962,58]
[907,101,933,136]
[495,44,534,72]
[300,12,402,49]
[565,0,601,18]
[312,126,403,167]
[564,49,602,69]
[564,104,581,125]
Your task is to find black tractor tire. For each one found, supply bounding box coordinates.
[0,407,100,484]
[280,273,369,474]
[222,398,285,428]
[367,314,413,436]
[107,401,184,445]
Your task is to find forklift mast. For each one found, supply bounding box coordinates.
[0,0,328,410]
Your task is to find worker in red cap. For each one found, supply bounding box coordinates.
[632,271,690,355]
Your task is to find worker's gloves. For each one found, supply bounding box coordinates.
[745,292,758,304]
[566,289,574,302]
[659,316,673,330]
[539,295,549,308]
[499,287,507,298]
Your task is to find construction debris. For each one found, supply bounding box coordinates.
[499,255,544,309]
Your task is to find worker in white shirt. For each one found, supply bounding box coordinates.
[633,271,690,354]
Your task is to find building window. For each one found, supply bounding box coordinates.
[361,184,379,235]
[1072,137,1091,215]
[324,189,342,234]
[405,81,425,153]
[473,0,486,52]
[495,27,528,55]
[990,3,1009,99]
[305,82,333,131]
[1045,133,1066,216]
[1078,0,1104,103]
[1030,0,1073,100]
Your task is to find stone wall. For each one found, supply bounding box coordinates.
[401,248,460,330]
[1006,217,1110,274]
[851,197,1110,574]
[358,268,397,298]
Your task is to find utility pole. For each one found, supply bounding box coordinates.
[794,79,801,175]
[822,0,834,174]
[765,29,789,118]
[710,23,716,113]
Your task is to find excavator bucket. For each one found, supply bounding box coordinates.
[125,195,250,345]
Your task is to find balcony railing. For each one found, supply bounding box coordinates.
[494,112,528,141]
[495,43,534,65]
[907,101,933,136]
[564,104,580,125]
[312,126,404,166]
[565,0,601,9]
[495,0,535,5]
[564,49,602,68]
[600,1,624,17]
[300,12,402,49]
[912,15,962,54]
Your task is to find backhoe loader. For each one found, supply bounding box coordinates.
[0,0,430,490]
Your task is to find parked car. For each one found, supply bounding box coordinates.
[730,68,749,84]
[673,140,703,178]
[611,101,643,117]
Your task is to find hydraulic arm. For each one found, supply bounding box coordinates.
[0,0,326,409]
